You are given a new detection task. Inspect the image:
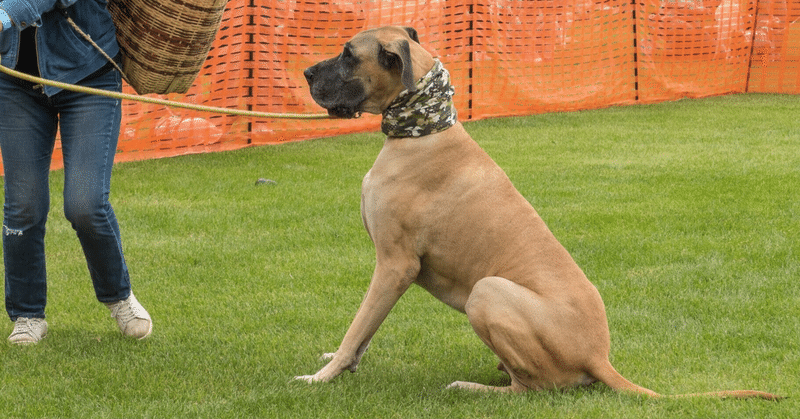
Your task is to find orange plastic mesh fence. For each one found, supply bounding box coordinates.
[2,0,798,174]
[748,0,800,91]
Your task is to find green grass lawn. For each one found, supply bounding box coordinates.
[1,93,798,418]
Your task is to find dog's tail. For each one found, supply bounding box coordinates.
[590,359,783,400]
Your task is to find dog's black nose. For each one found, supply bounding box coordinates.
[304,68,314,85]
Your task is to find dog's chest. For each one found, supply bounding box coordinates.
[362,137,454,199]
[359,133,500,241]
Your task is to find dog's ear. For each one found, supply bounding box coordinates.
[378,39,416,92]
[403,27,420,44]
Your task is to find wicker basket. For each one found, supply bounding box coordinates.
[107,0,229,94]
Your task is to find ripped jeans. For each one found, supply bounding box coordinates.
[0,68,131,321]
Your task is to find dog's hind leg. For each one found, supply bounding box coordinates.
[449,276,598,393]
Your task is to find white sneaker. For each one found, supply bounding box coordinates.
[9,317,48,345]
[105,293,152,339]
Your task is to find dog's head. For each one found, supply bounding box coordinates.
[304,26,435,119]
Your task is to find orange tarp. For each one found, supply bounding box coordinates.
[1,0,798,174]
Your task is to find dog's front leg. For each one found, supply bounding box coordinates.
[295,258,419,383]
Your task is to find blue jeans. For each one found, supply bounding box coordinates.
[0,67,131,321]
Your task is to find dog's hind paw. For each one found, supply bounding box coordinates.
[446,381,470,390]
[446,381,517,393]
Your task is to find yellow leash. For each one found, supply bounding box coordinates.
[0,54,329,120]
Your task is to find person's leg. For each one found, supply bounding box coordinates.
[0,74,58,323]
[56,68,151,338]
[57,68,130,303]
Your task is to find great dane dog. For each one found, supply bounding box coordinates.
[297,25,779,399]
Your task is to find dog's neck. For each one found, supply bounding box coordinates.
[381,59,457,138]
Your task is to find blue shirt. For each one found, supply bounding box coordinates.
[0,0,119,96]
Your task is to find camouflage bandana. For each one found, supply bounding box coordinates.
[381,59,457,138]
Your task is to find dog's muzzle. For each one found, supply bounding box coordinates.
[304,64,365,119]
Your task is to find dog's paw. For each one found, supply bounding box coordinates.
[318,352,360,372]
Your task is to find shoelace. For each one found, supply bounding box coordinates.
[11,318,43,338]
[109,297,146,323]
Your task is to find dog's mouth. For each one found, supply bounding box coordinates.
[308,88,364,119]
[326,105,362,119]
